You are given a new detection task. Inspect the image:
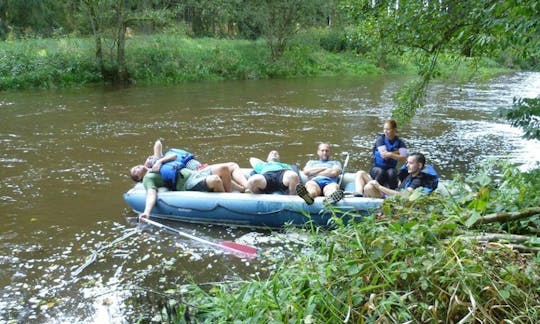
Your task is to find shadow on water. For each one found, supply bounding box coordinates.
[1,72,539,321]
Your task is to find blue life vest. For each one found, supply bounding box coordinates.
[399,164,439,193]
[373,134,401,169]
[159,149,195,190]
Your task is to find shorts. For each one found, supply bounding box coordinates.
[185,167,212,191]
[262,170,288,194]
[310,176,336,190]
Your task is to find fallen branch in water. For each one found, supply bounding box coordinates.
[470,207,540,227]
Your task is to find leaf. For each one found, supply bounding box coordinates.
[465,211,481,228]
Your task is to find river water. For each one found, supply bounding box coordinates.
[1,72,539,322]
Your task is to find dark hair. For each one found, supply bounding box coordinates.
[410,152,426,168]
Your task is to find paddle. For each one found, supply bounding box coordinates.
[140,217,257,258]
[338,151,350,187]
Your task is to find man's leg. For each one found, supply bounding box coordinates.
[209,165,233,192]
[322,183,344,204]
[282,170,299,195]
[211,162,248,192]
[204,175,225,192]
[354,170,371,196]
[246,174,267,194]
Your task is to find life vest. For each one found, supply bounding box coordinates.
[399,164,439,193]
[159,149,195,190]
[373,134,401,169]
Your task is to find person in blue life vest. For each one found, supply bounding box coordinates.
[140,139,249,192]
[247,150,300,194]
[357,152,438,198]
[130,160,235,219]
[295,143,344,205]
[369,118,408,190]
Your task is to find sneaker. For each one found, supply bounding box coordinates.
[324,189,344,205]
[295,183,314,205]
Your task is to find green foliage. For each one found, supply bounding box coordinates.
[500,97,540,140]
[176,162,540,322]
[1,34,389,89]
[0,38,101,90]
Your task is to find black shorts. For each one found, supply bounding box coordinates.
[262,170,288,194]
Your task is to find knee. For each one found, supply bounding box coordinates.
[227,162,240,171]
[207,175,222,186]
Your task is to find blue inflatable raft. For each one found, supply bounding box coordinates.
[123,171,383,228]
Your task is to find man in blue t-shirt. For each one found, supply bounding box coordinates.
[247,150,299,194]
[295,143,344,205]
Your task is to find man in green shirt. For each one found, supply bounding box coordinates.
[247,150,299,194]
[130,163,233,219]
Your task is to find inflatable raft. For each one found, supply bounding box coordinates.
[123,171,383,228]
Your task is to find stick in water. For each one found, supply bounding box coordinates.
[140,217,257,258]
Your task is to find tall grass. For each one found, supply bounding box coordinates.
[173,162,540,322]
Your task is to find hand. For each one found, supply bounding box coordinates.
[151,161,161,172]
[139,213,149,221]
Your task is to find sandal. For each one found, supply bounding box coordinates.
[295,183,314,205]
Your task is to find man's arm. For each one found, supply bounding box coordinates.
[140,188,157,219]
[151,153,177,172]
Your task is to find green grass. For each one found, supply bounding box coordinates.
[0,33,514,91]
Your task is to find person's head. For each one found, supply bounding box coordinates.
[130,164,148,182]
[317,143,331,161]
[383,119,398,140]
[267,150,280,162]
[406,152,426,175]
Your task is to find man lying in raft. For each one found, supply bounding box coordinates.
[246,150,300,194]
[354,152,439,198]
[142,139,249,192]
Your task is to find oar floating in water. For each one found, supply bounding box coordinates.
[140,217,257,258]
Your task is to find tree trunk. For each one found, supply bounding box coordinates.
[115,0,129,85]
[83,0,106,81]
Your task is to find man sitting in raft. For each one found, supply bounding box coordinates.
[295,142,344,205]
[143,139,249,192]
[355,152,438,198]
[246,150,300,194]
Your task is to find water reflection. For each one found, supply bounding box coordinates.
[0,72,539,322]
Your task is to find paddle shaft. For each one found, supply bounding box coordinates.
[141,217,256,255]
[338,153,350,187]
[142,217,221,247]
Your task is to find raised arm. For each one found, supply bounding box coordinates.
[153,139,163,158]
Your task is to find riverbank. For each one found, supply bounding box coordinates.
[0,33,510,91]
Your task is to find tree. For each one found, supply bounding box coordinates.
[79,0,172,85]
[339,0,540,124]
[244,0,331,61]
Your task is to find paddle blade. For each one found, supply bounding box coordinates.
[220,241,257,257]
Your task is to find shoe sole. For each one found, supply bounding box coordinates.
[324,190,344,205]
[295,184,314,205]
